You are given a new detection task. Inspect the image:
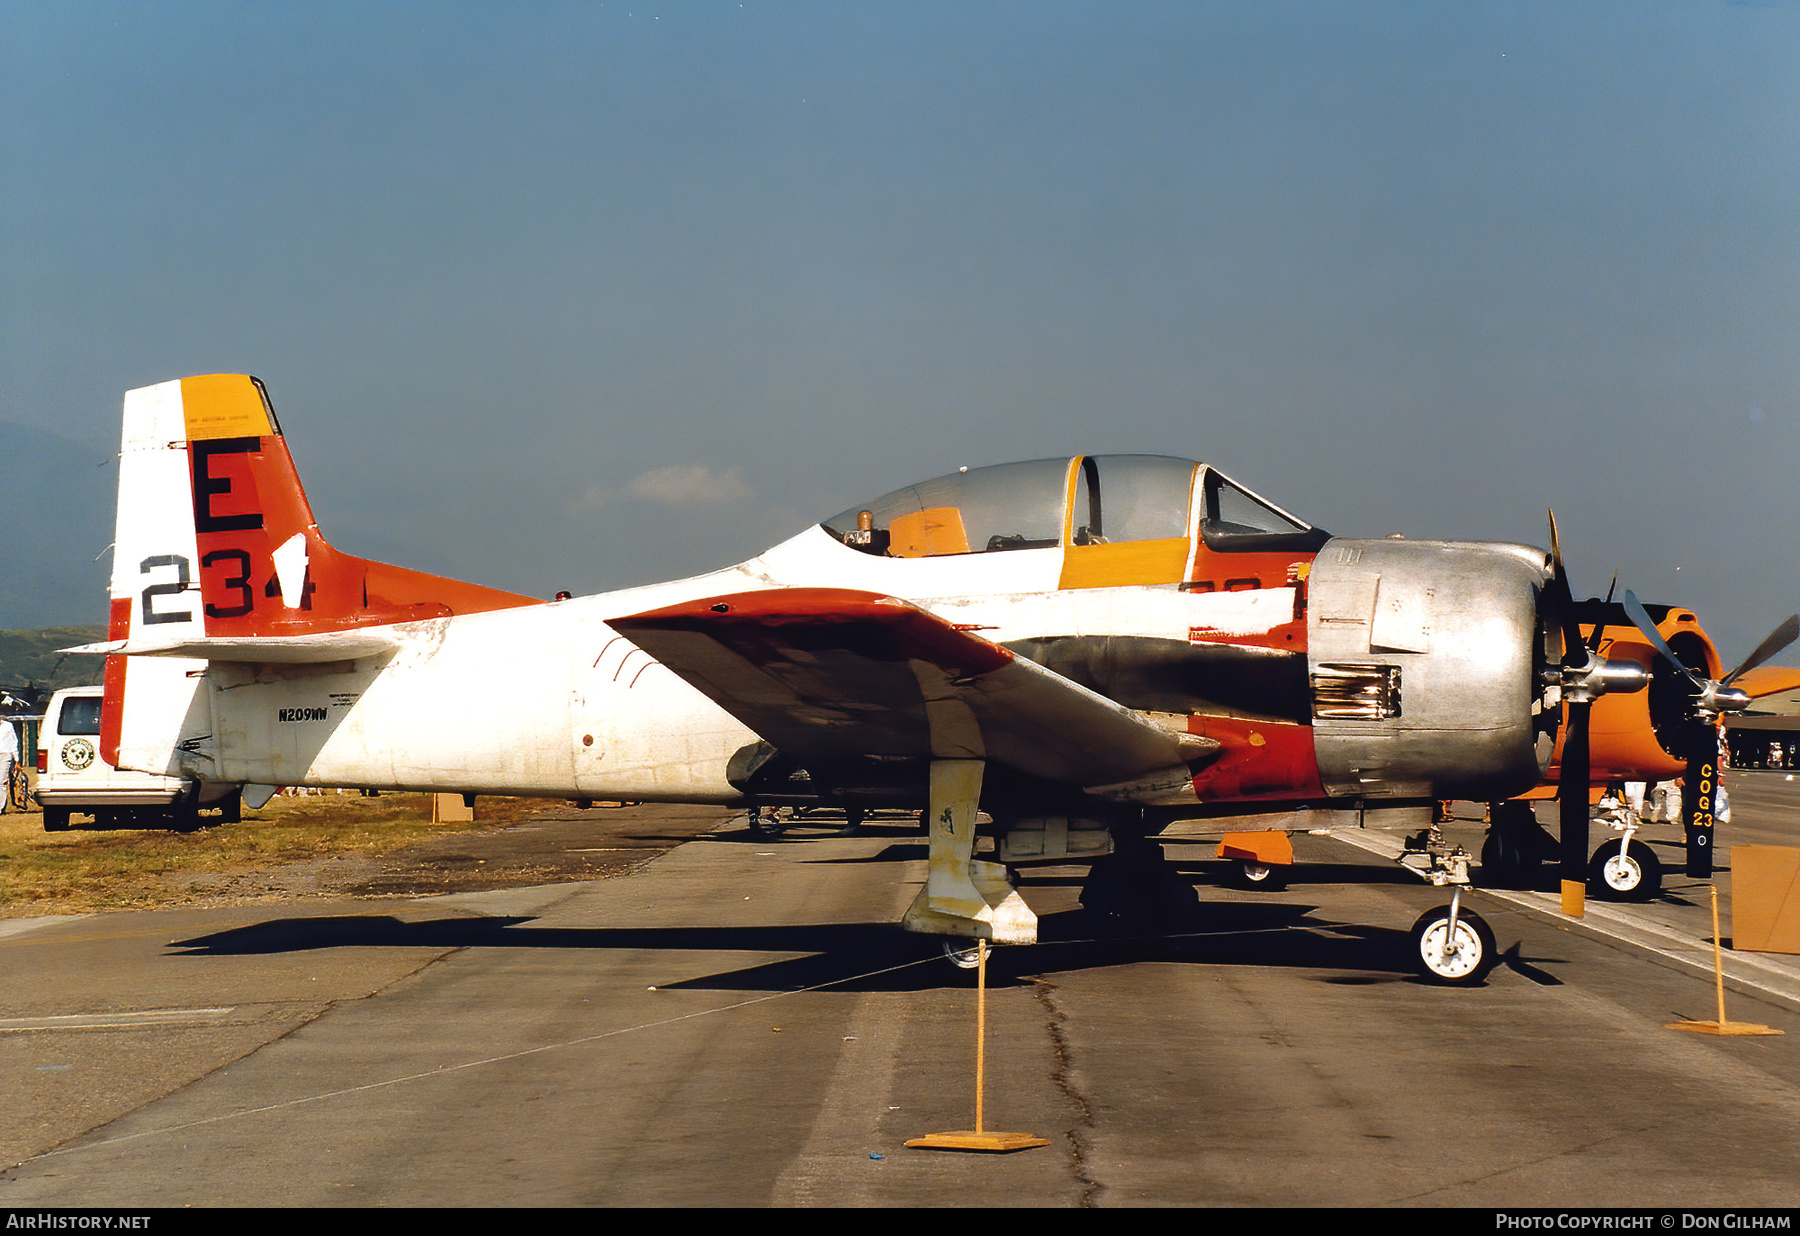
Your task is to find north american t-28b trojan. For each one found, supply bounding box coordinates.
[84,374,1785,983]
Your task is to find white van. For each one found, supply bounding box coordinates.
[33,686,239,831]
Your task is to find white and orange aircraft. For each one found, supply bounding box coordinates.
[78,374,1787,983]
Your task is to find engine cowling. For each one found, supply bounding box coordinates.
[1306,538,1555,802]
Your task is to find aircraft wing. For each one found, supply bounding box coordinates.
[1731,665,1800,701]
[610,588,1218,800]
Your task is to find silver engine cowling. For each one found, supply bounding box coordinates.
[1306,537,1555,802]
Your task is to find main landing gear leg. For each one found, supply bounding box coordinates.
[902,759,1037,947]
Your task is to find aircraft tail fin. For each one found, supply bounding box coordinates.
[101,374,537,765]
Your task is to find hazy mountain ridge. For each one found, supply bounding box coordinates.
[0,421,115,630]
[0,625,107,701]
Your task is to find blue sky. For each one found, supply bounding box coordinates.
[3,1,1797,660]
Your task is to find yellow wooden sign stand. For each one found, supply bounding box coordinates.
[907,940,1051,1153]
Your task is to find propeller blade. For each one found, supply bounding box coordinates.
[1621,590,1705,692]
[1546,512,1595,915]
[1558,698,1591,918]
[1546,511,1585,668]
[1721,614,1799,687]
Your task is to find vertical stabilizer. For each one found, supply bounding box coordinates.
[101,375,538,771]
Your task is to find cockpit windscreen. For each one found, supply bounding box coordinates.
[821,454,1323,558]
[823,458,1070,557]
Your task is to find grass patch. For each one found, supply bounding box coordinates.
[0,793,561,916]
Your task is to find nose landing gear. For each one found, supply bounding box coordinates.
[1404,823,1497,985]
[1589,836,1662,901]
[1410,889,1497,985]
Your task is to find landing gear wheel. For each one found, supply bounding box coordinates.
[1479,832,1535,890]
[1230,859,1287,891]
[1410,905,1497,986]
[942,938,983,970]
[1588,839,1661,901]
[1081,844,1200,933]
[1480,802,1544,889]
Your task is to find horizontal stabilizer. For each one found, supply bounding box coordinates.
[67,629,398,663]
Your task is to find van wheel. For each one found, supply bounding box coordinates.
[42,808,70,833]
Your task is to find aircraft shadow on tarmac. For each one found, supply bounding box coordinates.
[1032,859,1427,889]
[783,842,1428,891]
[710,821,929,848]
[164,899,1564,992]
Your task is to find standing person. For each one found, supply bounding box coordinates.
[1715,722,1731,826]
[0,717,17,814]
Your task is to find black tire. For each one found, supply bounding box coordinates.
[1480,802,1543,889]
[1481,829,1550,890]
[42,807,70,833]
[1588,839,1661,901]
[1410,905,1497,986]
[1079,852,1147,933]
[1080,849,1200,933]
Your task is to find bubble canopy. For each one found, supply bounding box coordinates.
[822,454,1325,558]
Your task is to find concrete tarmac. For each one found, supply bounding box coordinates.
[1,785,1796,1207]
